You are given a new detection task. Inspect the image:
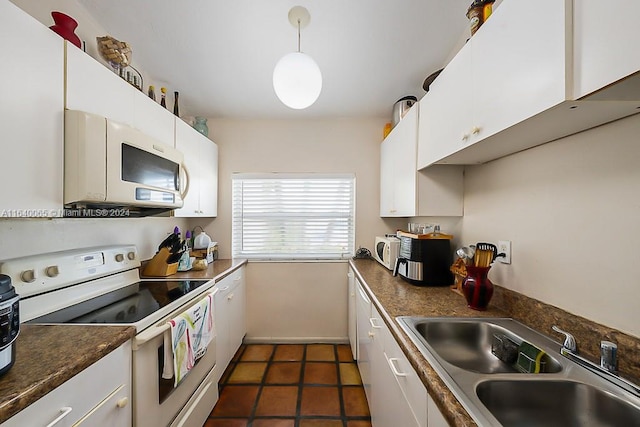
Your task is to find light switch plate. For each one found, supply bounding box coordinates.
[497,240,511,264]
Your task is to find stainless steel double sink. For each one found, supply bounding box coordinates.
[396,317,640,426]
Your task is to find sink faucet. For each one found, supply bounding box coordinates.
[552,325,639,397]
[552,325,577,354]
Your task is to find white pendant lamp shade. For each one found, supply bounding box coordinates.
[273,6,322,110]
[273,51,322,110]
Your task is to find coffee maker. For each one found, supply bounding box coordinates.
[393,232,453,286]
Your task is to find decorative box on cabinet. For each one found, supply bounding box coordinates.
[174,119,218,217]
[380,104,463,217]
[0,1,64,217]
[418,0,640,168]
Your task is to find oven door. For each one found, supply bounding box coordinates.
[132,288,219,427]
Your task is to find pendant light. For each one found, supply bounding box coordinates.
[273,6,322,110]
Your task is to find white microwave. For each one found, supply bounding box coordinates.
[374,236,400,270]
[64,110,187,216]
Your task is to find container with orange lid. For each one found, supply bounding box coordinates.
[467,0,495,35]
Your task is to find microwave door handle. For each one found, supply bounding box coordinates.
[179,162,191,200]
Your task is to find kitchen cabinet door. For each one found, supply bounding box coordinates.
[573,0,640,99]
[347,268,358,360]
[0,1,64,217]
[174,119,218,217]
[417,40,473,168]
[65,43,135,126]
[379,105,418,217]
[3,342,132,427]
[355,281,372,403]
[227,268,246,358]
[132,89,175,147]
[214,266,246,378]
[470,0,567,144]
[381,103,464,217]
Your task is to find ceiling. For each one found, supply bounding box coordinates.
[78,0,472,119]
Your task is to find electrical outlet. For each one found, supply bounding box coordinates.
[497,240,511,264]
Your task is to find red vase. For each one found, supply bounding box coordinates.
[49,11,81,48]
[462,266,494,310]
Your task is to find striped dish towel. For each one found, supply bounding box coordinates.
[163,293,215,386]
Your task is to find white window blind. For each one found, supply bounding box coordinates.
[232,173,356,260]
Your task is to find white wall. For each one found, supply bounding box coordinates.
[0,217,191,261]
[195,118,407,341]
[461,113,640,337]
[199,117,408,258]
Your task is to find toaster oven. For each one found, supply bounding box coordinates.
[374,236,400,270]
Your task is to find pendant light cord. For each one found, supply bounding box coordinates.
[297,18,301,53]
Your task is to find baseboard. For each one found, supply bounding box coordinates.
[243,336,349,345]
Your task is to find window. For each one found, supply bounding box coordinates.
[232,173,356,260]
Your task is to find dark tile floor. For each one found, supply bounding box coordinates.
[203,344,371,427]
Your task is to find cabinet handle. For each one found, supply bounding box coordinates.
[347,272,354,279]
[45,407,72,427]
[219,286,230,292]
[387,357,408,377]
[227,293,234,301]
[368,331,375,338]
[472,126,481,135]
[461,133,469,141]
[369,318,382,329]
[116,397,129,408]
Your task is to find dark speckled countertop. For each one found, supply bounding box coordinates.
[349,258,640,427]
[350,258,499,427]
[0,258,247,424]
[0,325,135,423]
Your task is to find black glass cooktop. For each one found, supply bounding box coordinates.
[28,280,210,325]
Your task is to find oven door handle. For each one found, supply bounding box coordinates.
[133,288,219,350]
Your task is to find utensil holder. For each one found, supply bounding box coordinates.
[142,247,178,277]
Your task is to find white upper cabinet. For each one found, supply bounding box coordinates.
[65,44,135,126]
[573,0,640,99]
[418,0,640,167]
[174,119,218,217]
[381,104,463,218]
[66,46,175,147]
[0,1,64,217]
[132,89,175,147]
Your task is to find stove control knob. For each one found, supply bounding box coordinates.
[21,269,37,283]
[127,251,136,260]
[45,265,60,277]
[115,253,125,262]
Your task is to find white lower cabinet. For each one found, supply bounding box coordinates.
[3,341,132,427]
[347,268,358,360]
[354,280,448,427]
[356,281,373,400]
[214,266,246,381]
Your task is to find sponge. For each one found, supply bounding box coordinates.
[516,341,546,373]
